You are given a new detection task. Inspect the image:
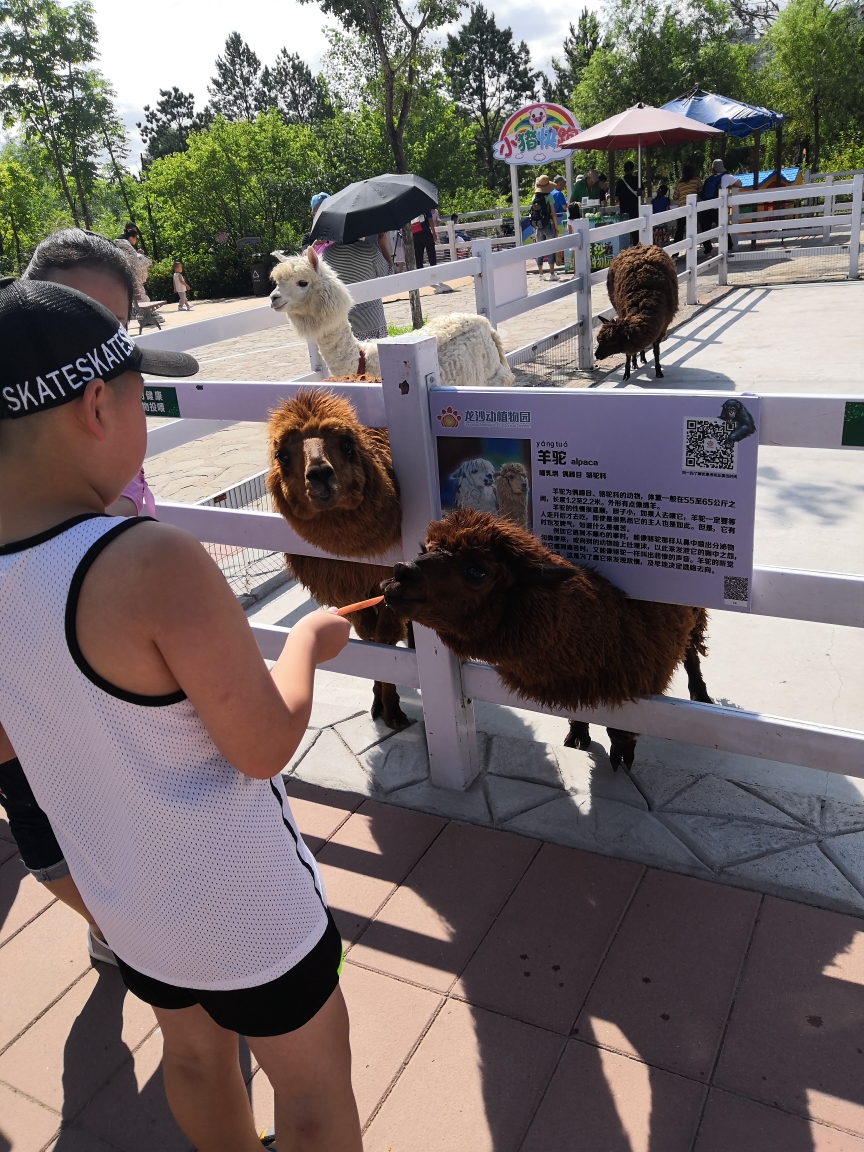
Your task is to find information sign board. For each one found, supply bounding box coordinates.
[431,389,760,612]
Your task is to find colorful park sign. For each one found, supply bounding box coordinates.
[493,103,581,166]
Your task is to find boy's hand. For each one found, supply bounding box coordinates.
[292,610,351,664]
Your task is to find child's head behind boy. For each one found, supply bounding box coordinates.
[0,281,195,536]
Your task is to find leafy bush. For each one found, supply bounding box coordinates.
[145,249,266,301]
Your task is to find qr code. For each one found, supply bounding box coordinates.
[684,418,736,472]
[724,576,749,604]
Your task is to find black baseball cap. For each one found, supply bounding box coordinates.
[0,280,198,421]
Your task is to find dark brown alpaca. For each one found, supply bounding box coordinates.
[595,244,678,380]
[382,509,712,770]
[266,389,409,729]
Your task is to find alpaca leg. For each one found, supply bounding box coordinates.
[564,720,592,751]
[653,342,664,378]
[372,605,409,730]
[684,644,713,704]
[623,356,631,381]
[607,728,638,771]
[378,682,409,731]
[640,349,648,364]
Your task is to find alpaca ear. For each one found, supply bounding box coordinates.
[307,245,319,271]
[517,563,575,586]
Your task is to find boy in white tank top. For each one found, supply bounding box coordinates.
[0,282,361,1151]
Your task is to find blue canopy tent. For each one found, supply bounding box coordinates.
[661,87,786,188]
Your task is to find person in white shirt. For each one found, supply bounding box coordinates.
[172,261,192,311]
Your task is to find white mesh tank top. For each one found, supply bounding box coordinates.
[0,514,328,990]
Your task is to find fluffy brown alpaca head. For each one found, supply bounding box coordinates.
[594,318,632,359]
[496,462,528,497]
[266,389,401,558]
[383,509,575,645]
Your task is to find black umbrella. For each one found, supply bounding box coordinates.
[308,173,438,245]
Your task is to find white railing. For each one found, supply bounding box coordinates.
[148,358,864,791]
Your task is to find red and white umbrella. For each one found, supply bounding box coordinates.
[562,102,723,193]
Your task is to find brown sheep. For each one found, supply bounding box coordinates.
[266,389,410,729]
[382,509,712,770]
[495,462,529,528]
[595,244,678,381]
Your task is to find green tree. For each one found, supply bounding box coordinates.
[443,4,539,189]
[761,0,864,170]
[546,9,602,107]
[206,32,265,121]
[0,0,124,227]
[137,87,212,163]
[260,50,333,124]
[0,156,37,271]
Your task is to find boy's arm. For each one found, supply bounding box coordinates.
[76,523,350,780]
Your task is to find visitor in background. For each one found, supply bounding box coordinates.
[411,207,439,268]
[596,173,609,204]
[651,184,671,213]
[565,200,581,272]
[302,191,330,251]
[172,261,192,311]
[702,159,743,256]
[389,228,405,273]
[529,174,560,281]
[321,239,388,340]
[115,222,150,303]
[615,160,642,245]
[572,170,600,205]
[551,176,568,267]
[673,164,703,243]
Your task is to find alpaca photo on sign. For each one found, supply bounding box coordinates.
[437,438,533,530]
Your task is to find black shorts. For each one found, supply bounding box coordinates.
[0,756,68,879]
[114,909,343,1036]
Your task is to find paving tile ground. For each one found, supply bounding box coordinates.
[4,788,864,1151]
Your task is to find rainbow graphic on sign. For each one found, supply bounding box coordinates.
[493,103,581,166]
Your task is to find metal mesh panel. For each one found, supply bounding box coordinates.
[198,470,287,600]
[726,243,853,286]
[506,322,583,387]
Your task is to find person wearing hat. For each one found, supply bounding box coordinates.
[0,280,362,1150]
[701,160,742,255]
[530,173,561,280]
[302,192,330,252]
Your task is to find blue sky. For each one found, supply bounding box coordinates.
[91,0,594,163]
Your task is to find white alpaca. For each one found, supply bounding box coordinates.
[270,249,514,388]
[451,459,499,513]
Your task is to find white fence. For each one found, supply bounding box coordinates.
[145,351,864,791]
[138,178,864,791]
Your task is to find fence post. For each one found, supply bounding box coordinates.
[447,218,458,265]
[573,219,594,371]
[472,236,498,328]
[718,187,729,286]
[849,172,863,279]
[823,173,834,244]
[685,194,698,306]
[377,333,481,791]
[307,341,324,373]
[639,204,652,246]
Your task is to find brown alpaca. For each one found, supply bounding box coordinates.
[595,244,678,381]
[266,389,409,729]
[495,463,529,528]
[382,509,712,770]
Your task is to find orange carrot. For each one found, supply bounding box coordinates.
[336,594,384,616]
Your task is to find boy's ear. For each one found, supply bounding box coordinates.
[516,563,575,586]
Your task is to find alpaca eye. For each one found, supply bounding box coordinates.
[339,437,354,458]
[275,448,290,466]
[463,564,488,583]
[297,280,308,288]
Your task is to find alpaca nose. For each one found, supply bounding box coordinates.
[393,562,420,584]
[306,463,335,487]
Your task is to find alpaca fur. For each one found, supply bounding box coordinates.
[595,245,678,381]
[382,509,712,769]
[266,389,410,729]
[495,462,529,528]
[451,459,498,513]
[270,249,515,388]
